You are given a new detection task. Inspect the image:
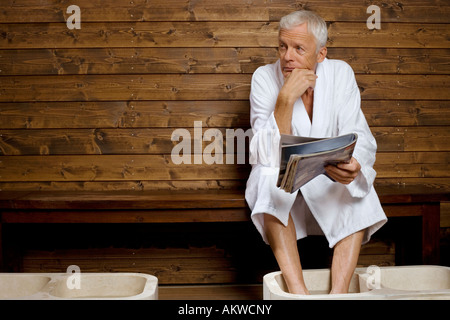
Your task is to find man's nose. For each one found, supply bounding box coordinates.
[283,47,294,61]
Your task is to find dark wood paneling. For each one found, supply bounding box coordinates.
[0,101,251,129]
[0,74,252,101]
[2,100,449,130]
[0,1,448,196]
[357,75,450,100]
[1,74,448,102]
[0,152,448,182]
[1,128,449,155]
[0,128,251,155]
[0,180,245,191]
[362,101,450,127]
[1,22,448,49]
[2,48,449,76]
[2,177,450,192]
[1,0,448,23]
[0,155,250,182]
[0,48,278,75]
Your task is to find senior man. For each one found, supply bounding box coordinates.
[245,10,387,294]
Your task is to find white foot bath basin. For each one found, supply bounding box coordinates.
[0,272,158,300]
[263,265,450,300]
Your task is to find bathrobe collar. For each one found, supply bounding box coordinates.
[310,58,328,137]
[276,58,328,137]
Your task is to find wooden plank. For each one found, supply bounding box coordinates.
[374,163,450,179]
[0,153,447,182]
[0,155,251,182]
[0,180,246,192]
[362,100,450,127]
[356,75,450,100]
[374,178,450,191]
[376,185,450,203]
[329,48,450,75]
[1,100,449,130]
[357,239,395,269]
[359,239,395,255]
[0,185,448,209]
[1,126,449,156]
[0,74,252,101]
[421,203,440,264]
[1,22,448,49]
[375,152,450,165]
[1,177,449,193]
[1,0,448,23]
[0,190,247,210]
[356,255,395,267]
[441,202,450,228]
[0,48,278,75]
[327,22,450,49]
[400,127,450,151]
[2,47,449,76]
[0,101,128,129]
[1,75,448,102]
[1,209,250,223]
[20,256,240,284]
[372,127,450,152]
[0,101,251,129]
[0,22,279,49]
[382,204,424,217]
[0,127,253,155]
[1,128,449,155]
[22,247,229,259]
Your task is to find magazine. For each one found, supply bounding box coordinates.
[277,133,358,193]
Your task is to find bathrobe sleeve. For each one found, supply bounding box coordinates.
[248,65,281,169]
[335,62,378,198]
[246,63,299,232]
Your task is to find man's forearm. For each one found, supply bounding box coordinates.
[274,94,295,135]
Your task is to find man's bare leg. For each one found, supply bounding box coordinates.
[330,229,365,294]
[264,213,309,295]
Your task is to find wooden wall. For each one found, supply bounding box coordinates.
[0,0,449,283]
[1,0,449,192]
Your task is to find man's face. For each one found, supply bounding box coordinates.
[278,23,324,78]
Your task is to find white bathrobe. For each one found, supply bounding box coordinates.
[245,58,387,248]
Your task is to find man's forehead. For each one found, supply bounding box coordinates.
[279,26,315,44]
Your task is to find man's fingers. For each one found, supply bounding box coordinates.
[282,68,317,100]
[337,157,361,172]
[325,165,357,185]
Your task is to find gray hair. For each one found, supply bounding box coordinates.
[279,10,328,49]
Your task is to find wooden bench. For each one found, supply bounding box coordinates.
[1,185,448,271]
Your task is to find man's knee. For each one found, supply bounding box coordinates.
[263,213,295,239]
[263,213,280,225]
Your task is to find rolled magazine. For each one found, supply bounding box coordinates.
[277,133,358,193]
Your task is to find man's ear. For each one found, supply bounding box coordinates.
[316,47,327,63]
